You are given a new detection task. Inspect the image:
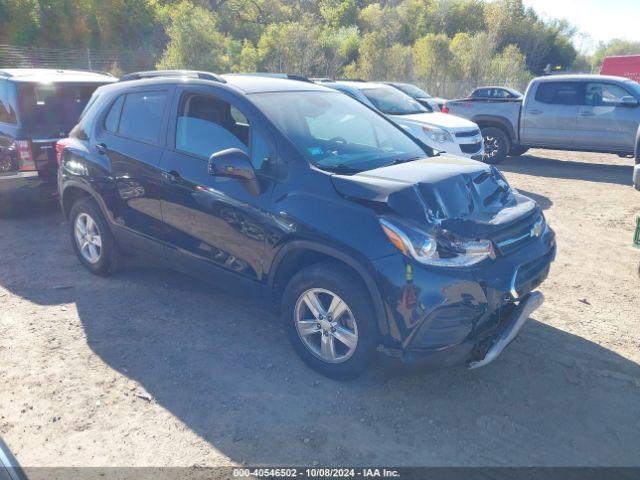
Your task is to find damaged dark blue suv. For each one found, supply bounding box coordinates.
[58,71,556,379]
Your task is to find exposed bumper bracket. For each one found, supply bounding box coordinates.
[469,291,544,369]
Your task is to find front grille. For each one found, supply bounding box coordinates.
[492,212,543,255]
[455,129,481,138]
[460,142,482,154]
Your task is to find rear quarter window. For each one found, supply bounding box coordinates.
[104,95,125,132]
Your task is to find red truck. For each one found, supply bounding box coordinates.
[601,55,640,82]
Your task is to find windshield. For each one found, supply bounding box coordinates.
[395,83,432,99]
[359,86,428,115]
[18,82,106,129]
[251,91,430,173]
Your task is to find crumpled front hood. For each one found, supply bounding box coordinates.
[331,155,537,234]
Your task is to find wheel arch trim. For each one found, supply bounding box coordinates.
[60,180,111,221]
[472,115,517,143]
[268,240,390,337]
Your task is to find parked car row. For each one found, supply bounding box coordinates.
[2,67,639,379]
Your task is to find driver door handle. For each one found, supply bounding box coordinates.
[580,111,595,116]
[161,170,181,183]
[529,109,543,115]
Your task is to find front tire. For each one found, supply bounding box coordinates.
[481,127,510,164]
[282,262,378,380]
[69,197,118,276]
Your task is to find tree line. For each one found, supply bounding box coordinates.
[2,0,639,96]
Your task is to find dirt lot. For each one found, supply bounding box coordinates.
[1,149,639,469]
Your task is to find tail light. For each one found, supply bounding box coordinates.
[56,138,75,166]
[56,139,67,166]
[441,105,449,114]
[16,140,36,171]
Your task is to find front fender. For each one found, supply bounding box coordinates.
[268,239,391,337]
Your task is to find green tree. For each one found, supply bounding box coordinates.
[413,33,453,87]
[156,0,227,71]
[428,0,486,38]
[0,0,39,45]
[320,0,358,28]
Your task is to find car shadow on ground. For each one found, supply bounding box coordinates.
[1,209,639,466]
[499,154,634,186]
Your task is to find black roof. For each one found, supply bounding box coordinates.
[96,70,332,95]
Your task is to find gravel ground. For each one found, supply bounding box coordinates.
[0,149,639,469]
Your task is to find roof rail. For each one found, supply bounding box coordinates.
[118,70,226,83]
[226,72,312,83]
[338,78,367,82]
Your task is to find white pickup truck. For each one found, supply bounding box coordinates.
[444,75,640,163]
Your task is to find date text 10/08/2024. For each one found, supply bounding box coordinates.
[233,468,401,478]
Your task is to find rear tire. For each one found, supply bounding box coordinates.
[509,146,529,157]
[69,197,118,276]
[481,127,510,164]
[282,262,378,380]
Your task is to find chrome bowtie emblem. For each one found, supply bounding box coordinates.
[531,220,543,238]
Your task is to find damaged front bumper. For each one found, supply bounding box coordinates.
[468,291,544,369]
[373,222,555,369]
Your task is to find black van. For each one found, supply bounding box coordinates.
[0,69,115,209]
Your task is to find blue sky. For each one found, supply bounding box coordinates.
[523,0,640,52]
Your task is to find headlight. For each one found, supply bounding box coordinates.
[380,217,495,267]
[421,125,453,143]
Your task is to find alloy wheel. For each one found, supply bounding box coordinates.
[294,288,358,364]
[484,136,500,159]
[74,212,102,264]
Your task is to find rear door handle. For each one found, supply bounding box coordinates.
[529,109,543,115]
[95,143,108,154]
[161,170,181,183]
[580,111,595,116]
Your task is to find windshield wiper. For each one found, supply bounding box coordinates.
[383,156,423,167]
[316,164,363,174]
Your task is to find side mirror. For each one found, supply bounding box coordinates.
[208,148,260,194]
[620,96,639,107]
[209,148,255,180]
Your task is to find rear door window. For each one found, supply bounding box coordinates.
[117,91,168,144]
[534,82,580,105]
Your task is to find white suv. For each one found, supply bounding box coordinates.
[320,81,484,160]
